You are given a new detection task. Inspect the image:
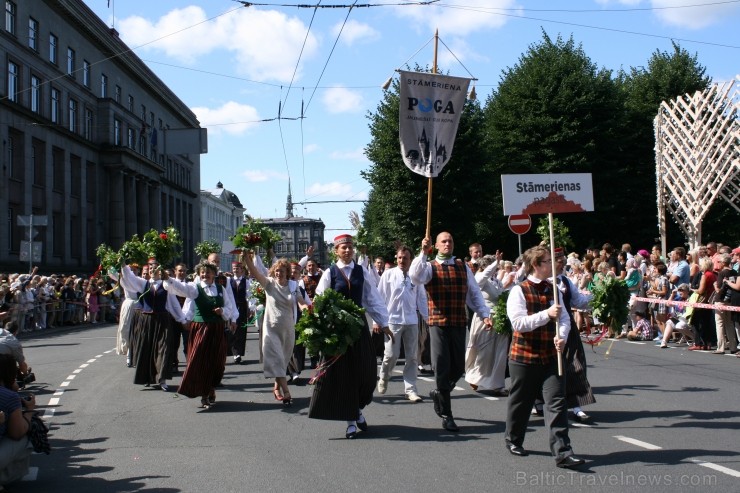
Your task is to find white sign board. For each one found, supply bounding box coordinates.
[501,173,594,216]
[19,241,42,262]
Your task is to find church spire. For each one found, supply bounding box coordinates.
[286,179,294,218]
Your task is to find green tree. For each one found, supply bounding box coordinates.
[617,41,712,247]
[362,70,494,259]
[536,216,575,251]
[483,32,625,253]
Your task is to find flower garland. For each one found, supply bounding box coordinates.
[295,288,365,358]
[249,282,266,306]
[118,234,148,266]
[492,290,512,335]
[95,243,120,273]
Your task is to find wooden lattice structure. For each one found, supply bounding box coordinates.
[655,75,740,250]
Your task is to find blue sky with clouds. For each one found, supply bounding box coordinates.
[85,0,740,241]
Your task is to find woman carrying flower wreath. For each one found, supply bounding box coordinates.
[163,261,235,408]
[242,252,308,406]
[308,234,393,439]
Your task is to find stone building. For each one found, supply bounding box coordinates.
[200,181,245,272]
[0,0,204,272]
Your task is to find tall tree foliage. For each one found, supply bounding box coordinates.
[483,32,625,252]
[362,71,492,259]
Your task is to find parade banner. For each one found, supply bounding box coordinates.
[501,173,594,216]
[399,70,471,178]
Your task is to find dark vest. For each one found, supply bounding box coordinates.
[140,282,168,313]
[330,263,364,306]
[192,283,224,323]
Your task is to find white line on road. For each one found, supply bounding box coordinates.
[48,397,60,406]
[53,390,64,396]
[66,375,76,380]
[86,359,96,363]
[59,381,70,387]
[95,354,103,358]
[80,363,89,368]
[73,369,82,374]
[688,459,740,478]
[624,341,646,345]
[613,435,662,450]
[42,408,54,419]
[20,466,38,481]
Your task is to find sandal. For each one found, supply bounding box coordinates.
[208,390,217,406]
[282,392,292,406]
[273,389,284,402]
[199,397,210,409]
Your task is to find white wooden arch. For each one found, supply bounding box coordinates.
[655,75,740,251]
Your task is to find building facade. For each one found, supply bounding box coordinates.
[0,0,203,272]
[260,189,327,267]
[200,181,245,272]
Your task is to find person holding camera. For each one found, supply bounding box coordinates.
[0,354,34,487]
[0,322,33,388]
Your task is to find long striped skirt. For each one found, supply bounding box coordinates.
[308,324,376,421]
[178,320,227,399]
[564,326,596,408]
[133,311,172,385]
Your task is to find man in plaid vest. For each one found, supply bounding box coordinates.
[505,245,585,469]
[410,232,491,432]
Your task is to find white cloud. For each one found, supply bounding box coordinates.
[332,19,380,46]
[117,7,319,83]
[242,170,289,182]
[329,147,368,162]
[393,0,520,36]
[650,0,740,29]
[191,101,261,136]
[322,87,365,114]
[304,143,320,154]
[307,181,362,198]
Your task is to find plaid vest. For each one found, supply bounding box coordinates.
[426,259,468,327]
[509,280,557,365]
[302,273,320,300]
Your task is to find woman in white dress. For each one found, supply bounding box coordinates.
[243,252,307,405]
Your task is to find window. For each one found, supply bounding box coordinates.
[84,108,93,140]
[83,60,90,87]
[28,17,38,50]
[113,118,121,145]
[32,138,45,186]
[49,33,57,64]
[67,47,75,76]
[6,61,18,102]
[127,94,134,112]
[139,133,145,155]
[52,212,63,256]
[6,134,14,179]
[30,75,41,113]
[50,87,60,123]
[70,154,81,197]
[140,104,146,121]
[52,147,64,192]
[5,1,15,35]
[114,85,121,103]
[127,127,135,149]
[7,129,23,180]
[100,73,107,97]
[68,98,77,133]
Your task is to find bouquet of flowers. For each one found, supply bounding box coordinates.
[118,234,148,266]
[142,226,183,266]
[194,239,221,260]
[231,219,281,253]
[249,282,266,306]
[589,275,630,335]
[295,289,365,357]
[95,243,120,273]
[492,290,512,335]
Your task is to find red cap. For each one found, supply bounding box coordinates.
[732,247,740,255]
[554,247,565,258]
[334,234,353,245]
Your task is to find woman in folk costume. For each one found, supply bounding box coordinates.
[110,263,142,367]
[163,261,234,409]
[121,258,185,391]
[465,254,510,396]
[308,234,392,439]
[243,253,308,405]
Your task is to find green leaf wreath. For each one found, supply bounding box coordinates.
[589,275,630,333]
[142,225,183,266]
[95,243,120,273]
[296,289,366,357]
[493,290,512,335]
[231,219,281,252]
[194,239,221,260]
[118,234,148,266]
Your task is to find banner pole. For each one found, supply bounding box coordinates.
[424,29,439,241]
[549,212,563,376]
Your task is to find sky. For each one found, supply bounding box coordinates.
[84,0,740,242]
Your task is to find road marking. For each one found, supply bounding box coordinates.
[80,363,89,368]
[59,381,70,387]
[95,354,103,358]
[688,459,740,478]
[66,374,76,380]
[47,397,60,406]
[86,359,96,363]
[104,349,114,353]
[53,390,64,396]
[624,341,646,345]
[571,422,593,428]
[73,369,82,374]
[613,435,662,450]
[42,408,55,419]
[418,376,434,382]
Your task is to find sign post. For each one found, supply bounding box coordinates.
[17,214,48,272]
[508,214,531,256]
[501,173,594,376]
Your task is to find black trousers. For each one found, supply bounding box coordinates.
[225,303,249,357]
[506,360,573,461]
[429,325,466,415]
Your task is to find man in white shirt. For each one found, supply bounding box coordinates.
[376,246,428,403]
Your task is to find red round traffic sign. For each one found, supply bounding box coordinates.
[508,214,531,235]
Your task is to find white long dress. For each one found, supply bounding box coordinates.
[261,278,297,378]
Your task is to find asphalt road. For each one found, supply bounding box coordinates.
[14,323,740,493]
